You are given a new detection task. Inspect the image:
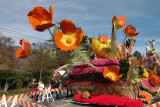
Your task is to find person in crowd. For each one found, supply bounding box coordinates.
[29,78,37,100]
[50,77,55,95]
[37,80,44,102]
[54,80,60,99]
[50,77,55,88]
[29,78,36,92]
[59,80,62,98]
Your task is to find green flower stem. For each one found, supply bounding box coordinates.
[123,36,127,43]
[111,23,117,56]
[48,28,54,38]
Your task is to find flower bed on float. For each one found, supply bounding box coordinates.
[74,94,144,107]
[15,4,160,107]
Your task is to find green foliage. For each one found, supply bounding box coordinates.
[43,49,57,63]
[0,88,30,97]
[133,51,141,60]
[119,59,129,78]
[125,38,136,49]
[70,46,90,65]
[131,69,141,79]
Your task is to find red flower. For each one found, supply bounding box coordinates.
[74,94,144,107]
[123,25,139,37]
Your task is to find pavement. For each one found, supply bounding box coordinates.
[31,97,115,107]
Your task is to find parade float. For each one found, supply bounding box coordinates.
[15,4,160,107]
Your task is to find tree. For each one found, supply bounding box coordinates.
[133,51,141,60]
[0,33,17,91]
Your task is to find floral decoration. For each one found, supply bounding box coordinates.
[123,25,139,37]
[16,39,32,59]
[74,94,144,107]
[103,65,122,82]
[55,19,83,51]
[112,16,126,29]
[28,5,56,31]
[139,91,153,104]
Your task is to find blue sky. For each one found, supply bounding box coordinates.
[0,0,160,54]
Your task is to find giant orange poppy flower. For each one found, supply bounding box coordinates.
[16,39,32,59]
[55,19,83,51]
[103,65,122,82]
[123,25,139,37]
[28,5,56,31]
[112,16,126,29]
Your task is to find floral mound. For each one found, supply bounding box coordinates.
[140,78,158,93]
[68,58,139,99]
[66,78,132,86]
[69,58,120,75]
[74,94,144,107]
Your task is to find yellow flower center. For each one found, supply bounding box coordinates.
[106,72,117,81]
[66,37,72,44]
[41,20,51,24]
[60,33,77,47]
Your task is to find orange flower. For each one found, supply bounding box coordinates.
[82,33,88,41]
[123,25,139,37]
[99,35,108,43]
[112,16,126,29]
[139,91,153,104]
[16,39,32,59]
[137,60,142,66]
[28,5,56,31]
[55,19,83,51]
[103,65,122,82]
[149,74,160,86]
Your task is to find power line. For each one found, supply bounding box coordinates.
[0,27,48,40]
[0,30,46,42]
[0,24,44,36]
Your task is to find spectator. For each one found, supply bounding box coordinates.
[37,80,44,102]
[50,77,55,89]
[29,78,36,92]
[59,80,62,98]
[50,77,55,96]
[29,79,37,100]
[54,80,59,99]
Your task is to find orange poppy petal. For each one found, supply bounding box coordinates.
[21,40,32,55]
[28,6,50,22]
[108,65,120,75]
[20,39,24,45]
[125,25,139,37]
[117,16,126,25]
[49,5,54,22]
[60,19,76,34]
[36,23,56,31]
[16,47,28,59]
[28,6,53,31]
[112,16,117,24]
[137,60,142,66]
[74,29,84,46]
[133,32,139,37]
[116,74,123,81]
[123,25,126,33]
[28,16,42,30]
[99,35,108,43]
